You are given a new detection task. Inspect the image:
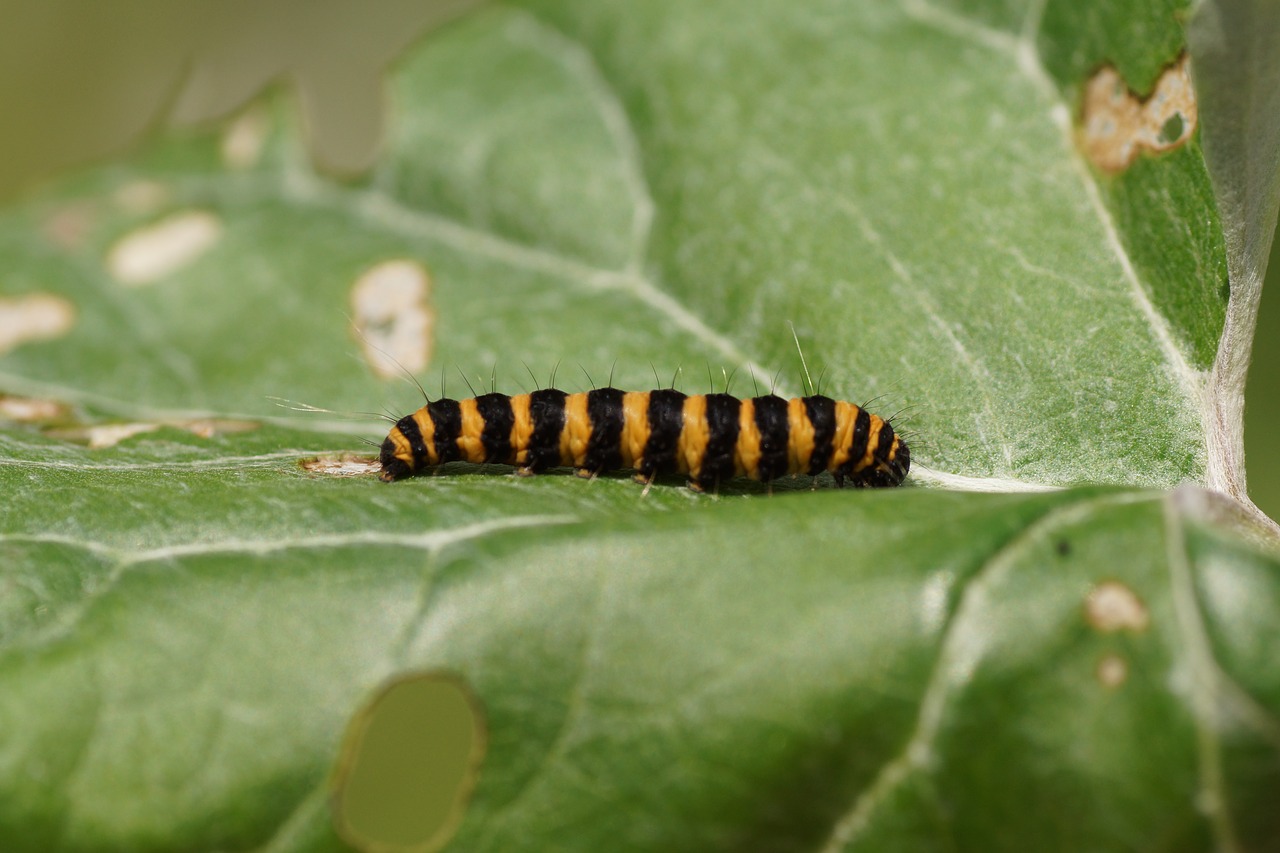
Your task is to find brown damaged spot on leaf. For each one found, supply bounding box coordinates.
[1081,54,1197,173]
[0,395,72,423]
[351,259,434,380]
[301,453,381,477]
[41,201,99,249]
[0,293,76,354]
[1084,580,1150,633]
[47,418,258,449]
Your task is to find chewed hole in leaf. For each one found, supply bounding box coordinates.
[1158,113,1185,145]
[301,453,381,477]
[332,671,486,853]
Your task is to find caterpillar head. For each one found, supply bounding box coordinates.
[379,434,414,482]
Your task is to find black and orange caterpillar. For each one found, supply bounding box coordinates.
[379,388,909,490]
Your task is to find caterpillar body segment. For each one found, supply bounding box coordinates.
[379,389,909,489]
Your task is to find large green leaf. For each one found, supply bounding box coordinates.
[1,0,1279,850]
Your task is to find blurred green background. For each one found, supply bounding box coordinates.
[1246,222,1280,517]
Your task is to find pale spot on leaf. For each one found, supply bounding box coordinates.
[1084,580,1150,633]
[1081,54,1197,173]
[74,423,160,449]
[177,418,259,439]
[221,104,270,171]
[0,293,76,354]
[49,418,257,448]
[918,570,952,636]
[107,210,223,286]
[1096,654,1128,688]
[0,395,69,422]
[351,259,434,379]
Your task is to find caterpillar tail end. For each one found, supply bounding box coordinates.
[888,441,910,486]
[849,436,910,488]
[379,436,413,482]
[869,439,910,488]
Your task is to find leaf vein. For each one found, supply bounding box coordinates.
[901,0,1207,469]
[483,563,610,839]
[501,7,655,273]
[1164,491,1243,852]
[819,491,1158,851]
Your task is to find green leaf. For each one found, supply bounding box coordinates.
[4,479,1280,850]
[1,1,1279,851]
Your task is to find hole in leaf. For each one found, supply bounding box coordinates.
[332,671,486,853]
[1158,113,1185,145]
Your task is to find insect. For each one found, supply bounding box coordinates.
[378,387,910,491]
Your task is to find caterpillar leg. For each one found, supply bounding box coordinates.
[634,473,656,498]
[515,466,536,477]
[575,468,597,480]
[690,475,723,494]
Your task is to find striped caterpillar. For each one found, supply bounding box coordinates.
[379,388,909,490]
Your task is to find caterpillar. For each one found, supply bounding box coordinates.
[379,388,909,490]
